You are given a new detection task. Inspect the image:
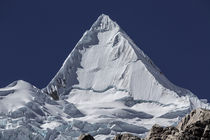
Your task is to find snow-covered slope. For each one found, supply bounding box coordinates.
[0,14,209,140]
[45,14,208,108]
[0,80,84,139]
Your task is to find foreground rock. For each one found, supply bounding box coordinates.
[145,124,179,140]
[145,108,210,140]
[113,133,142,140]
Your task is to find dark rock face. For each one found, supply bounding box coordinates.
[145,124,179,140]
[78,134,95,140]
[203,124,210,138]
[176,120,210,140]
[113,133,142,140]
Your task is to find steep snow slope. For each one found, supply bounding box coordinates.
[45,14,208,109]
[0,14,209,140]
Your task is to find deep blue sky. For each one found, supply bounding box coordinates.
[0,0,210,101]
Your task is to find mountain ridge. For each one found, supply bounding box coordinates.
[43,14,208,108]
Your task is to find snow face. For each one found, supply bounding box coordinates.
[45,14,209,109]
[0,14,210,140]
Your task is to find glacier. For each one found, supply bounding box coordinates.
[0,14,209,140]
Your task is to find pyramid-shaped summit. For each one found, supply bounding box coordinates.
[91,14,119,31]
[44,14,208,109]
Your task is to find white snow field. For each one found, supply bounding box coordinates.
[0,14,209,140]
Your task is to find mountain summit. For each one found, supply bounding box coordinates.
[44,14,208,108]
[0,14,209,140]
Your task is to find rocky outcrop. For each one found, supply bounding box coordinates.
[145,108,210,140]
[113,133,142,140]
[145,124,179,140]
[177,108,210,131]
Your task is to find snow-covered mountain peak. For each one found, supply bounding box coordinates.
[0,14,210,140]
[90,14,119,32]
[44,15,209,110]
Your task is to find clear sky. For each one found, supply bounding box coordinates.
[0,0,210,101]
